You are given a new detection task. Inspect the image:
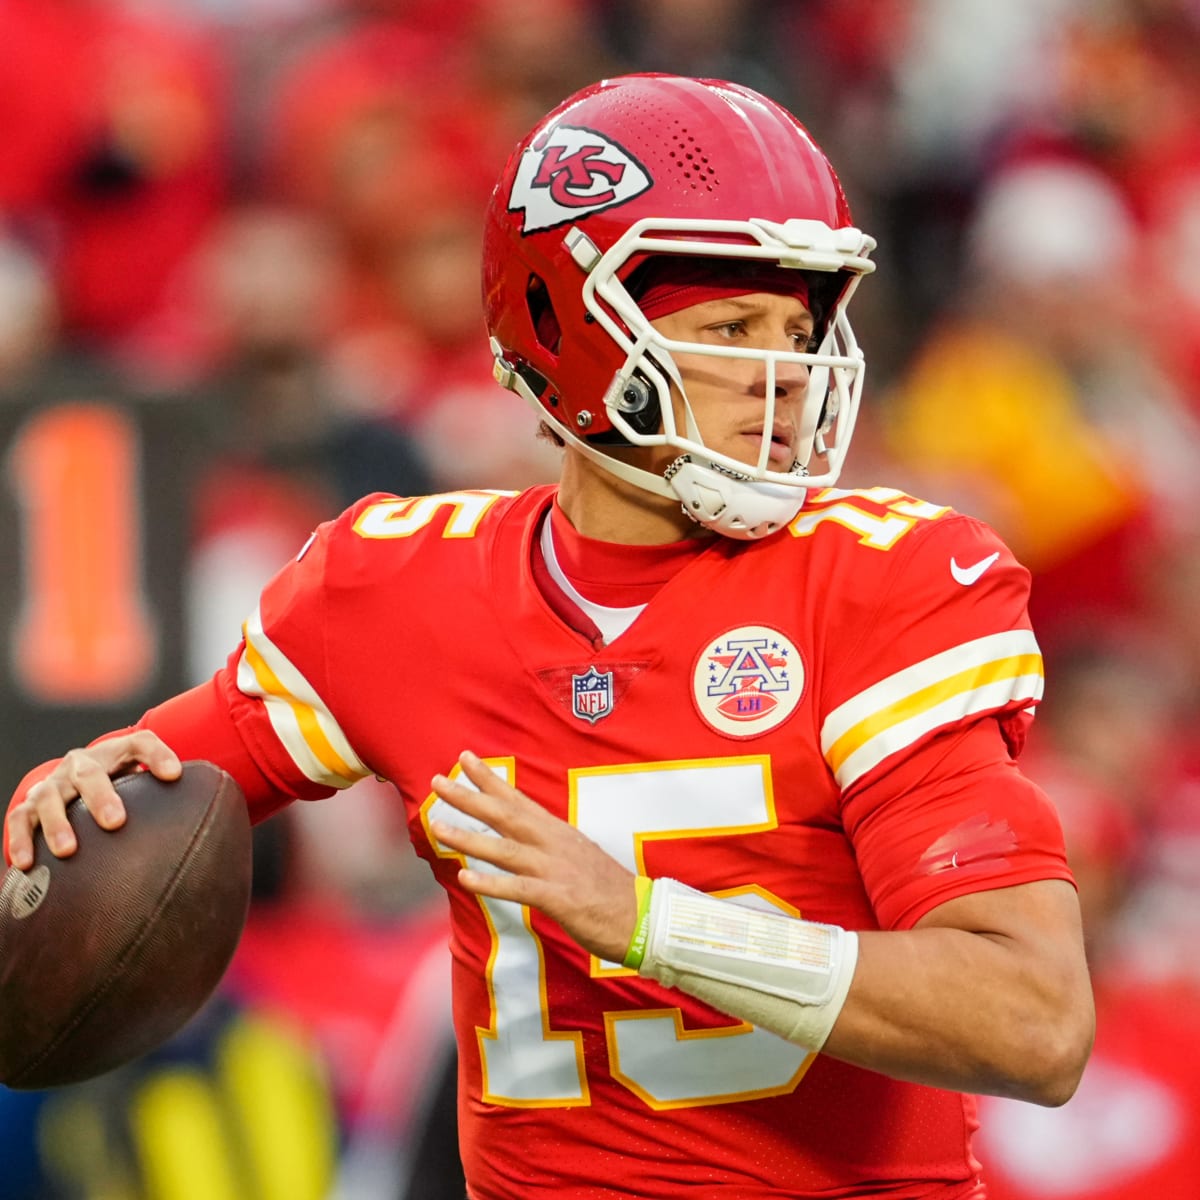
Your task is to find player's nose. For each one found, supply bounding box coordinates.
[752,338,809,401]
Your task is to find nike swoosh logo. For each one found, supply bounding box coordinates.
[950,551,1000,586]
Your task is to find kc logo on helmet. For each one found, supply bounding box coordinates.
[509,125,651,233]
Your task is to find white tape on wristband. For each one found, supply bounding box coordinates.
[638,878,858,1051]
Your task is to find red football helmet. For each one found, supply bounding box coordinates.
[483,73,876,538]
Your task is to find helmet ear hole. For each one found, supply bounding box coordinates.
[590,369,662,444]
[616,373,660,437]
[526,274,561,353]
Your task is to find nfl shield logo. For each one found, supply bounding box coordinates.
[572,666,614,724]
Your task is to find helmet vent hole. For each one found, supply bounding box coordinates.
[671,136,715,189]
[525,273,561,354]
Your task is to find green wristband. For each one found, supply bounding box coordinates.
[622,876,655,970]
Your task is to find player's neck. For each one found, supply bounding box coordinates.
[556,448,712,545]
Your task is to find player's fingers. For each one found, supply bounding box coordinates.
[75,733,181,829]
[453,752,547,830]
[456,864,543,908]
[5,802,41,869]
[7,735,183,869]
[18,771,84,859]
[58,749,130,831]
[430,818,535,876]
[431,767,509,829]
[453,753,516,805]
[91,731,182,781]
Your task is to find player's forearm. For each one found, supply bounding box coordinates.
[635,876,1092,1107]
[823,916,1093,1105]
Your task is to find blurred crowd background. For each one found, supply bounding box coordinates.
[2,0,1200,1197]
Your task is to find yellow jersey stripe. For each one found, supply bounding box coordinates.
[825,652,1043,774]
[238,607,369,788]
[821,631,1043,790]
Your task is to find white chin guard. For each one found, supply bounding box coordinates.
[666,458,806,540]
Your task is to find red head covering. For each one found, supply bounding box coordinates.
[631,256,811,321]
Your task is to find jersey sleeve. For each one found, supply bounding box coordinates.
[843,718,1072,929]
[820,512,1042,790]
[819,511,1071,927]
[217,498,382,798]
[137,678,320,823]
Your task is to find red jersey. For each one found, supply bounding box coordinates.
[150,484,1071,1198]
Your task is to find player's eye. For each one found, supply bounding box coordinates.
[709,320,746,339]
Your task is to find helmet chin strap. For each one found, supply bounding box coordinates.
[665,457,807,540]
[562,422,806,540]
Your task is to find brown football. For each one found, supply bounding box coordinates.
[0,760,252,1090]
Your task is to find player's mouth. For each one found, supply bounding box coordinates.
[741,426,796,468]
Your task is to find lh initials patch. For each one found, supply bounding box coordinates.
[692,625,805,738]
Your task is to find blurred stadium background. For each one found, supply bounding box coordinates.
[2,1,1199,1196]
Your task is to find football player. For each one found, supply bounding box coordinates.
[7,74,1093,1198]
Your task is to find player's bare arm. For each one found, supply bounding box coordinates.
[827,879,1093,1106]
[5,732,182,869]
[431,750,1092,1108]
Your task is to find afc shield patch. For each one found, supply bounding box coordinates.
[692,625,805,738]
[509,125,652,233]
[572,666,614,724]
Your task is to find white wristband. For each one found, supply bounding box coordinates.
[638,878,858,1051]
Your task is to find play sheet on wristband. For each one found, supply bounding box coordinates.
[662,892,835,973]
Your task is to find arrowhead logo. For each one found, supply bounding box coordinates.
[509,125,652,233]
[950,551,1001,586]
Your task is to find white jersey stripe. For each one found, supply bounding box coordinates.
[821,631,1043,791]
[825,651,1043,773]
[831,673,1045,791]
[238,605,370,789]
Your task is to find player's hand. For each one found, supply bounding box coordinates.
[6,733,182,869]
[430,751,638,964]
